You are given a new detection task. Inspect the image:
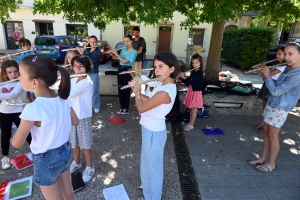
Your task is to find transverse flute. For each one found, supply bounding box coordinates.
[61,47,98,52]
[0,50,33,59]
[244,61,293,74]
[251,58,278,69]
[0,79,19,86]
[121,76,164,90]
[104,48,126,54]
[119,68,153,74]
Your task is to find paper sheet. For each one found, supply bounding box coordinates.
[103,184,129,200]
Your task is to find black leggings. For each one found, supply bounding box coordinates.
[0,112,32,156]
[117,66,132,110]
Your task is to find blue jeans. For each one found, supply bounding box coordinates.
[32,142,72,186]
[89,73,100,110]
[141,126,167,200]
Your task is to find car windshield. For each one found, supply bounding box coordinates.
[35,38,56,45]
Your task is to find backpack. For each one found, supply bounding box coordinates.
[139,37,146,54]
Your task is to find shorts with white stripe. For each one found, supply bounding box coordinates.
[69,117,92,149]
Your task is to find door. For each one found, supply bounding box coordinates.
[4,21,24,49]
[158,26,171,53]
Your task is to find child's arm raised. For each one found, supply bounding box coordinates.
[133,82,171,113]
[12,119,34,148]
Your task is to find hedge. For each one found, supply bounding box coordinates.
[221,27,276,70]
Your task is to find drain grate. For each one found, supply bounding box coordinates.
[171,120,202,200]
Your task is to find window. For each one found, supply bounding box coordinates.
[124,26,139,37]
[59,38,65,44]
[65,37,71,45]
[66,24,88,41]
[188,28,205,47]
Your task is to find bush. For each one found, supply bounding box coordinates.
[221,27,276,70]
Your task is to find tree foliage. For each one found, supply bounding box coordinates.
[2,0,300,83]
[0,0,23,23]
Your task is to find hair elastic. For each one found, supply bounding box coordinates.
[32,56,37,62]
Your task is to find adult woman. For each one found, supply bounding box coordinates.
[111,35,137,115]
[248,42,300,172]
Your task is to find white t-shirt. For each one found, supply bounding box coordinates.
[20,96,72,154]
[140,83,177,131]
[69,76,93,119]
[271,66,286,80]
[0,81,26,113]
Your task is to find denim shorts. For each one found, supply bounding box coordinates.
[32,142,72,186]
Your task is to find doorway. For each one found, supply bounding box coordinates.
[4,21,24,49]
[158,26,171,53]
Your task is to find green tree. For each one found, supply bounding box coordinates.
[178,0,300,83]
[2,0,300,83]
[0,0,22,23]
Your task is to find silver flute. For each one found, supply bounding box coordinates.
[119,68,153,74]
[0,79,19,86]
[244,61,293,74]
[0,50,33,59]
[121,76,164,90]
[57,73,88,80]
[61,47,98,52]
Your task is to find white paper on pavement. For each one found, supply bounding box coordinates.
[103,184,130,200]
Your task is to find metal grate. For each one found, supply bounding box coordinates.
[171,120,202,200]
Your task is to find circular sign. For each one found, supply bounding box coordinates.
[13,31,23,40]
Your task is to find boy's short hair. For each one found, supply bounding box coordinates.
[18,38,31,47]
[133,27,140,32]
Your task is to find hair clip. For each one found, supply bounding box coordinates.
[32,56,37,62]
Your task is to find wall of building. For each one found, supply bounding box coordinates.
[224,16,253,29]
[102,11,212,58]
[0,7,98,49]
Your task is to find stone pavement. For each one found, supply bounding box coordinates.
[185,113,300,200]
[0,96,182,200]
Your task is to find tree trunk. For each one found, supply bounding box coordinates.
[204,20,225,85]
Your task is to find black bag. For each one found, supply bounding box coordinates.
[231,86,253,95]
[71,172,85,192]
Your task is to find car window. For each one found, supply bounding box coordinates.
[97,42,102,47]
[35,38,56,45]
[59,38,66,45]
[70,38,77,45]
[65,38,71,45]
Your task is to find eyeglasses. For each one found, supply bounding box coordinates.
[73,65,85,70]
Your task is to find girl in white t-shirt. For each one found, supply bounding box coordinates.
[68,55,95,183]
[0,60,31,170]
[131,52,179,200]
[12,55,79,200]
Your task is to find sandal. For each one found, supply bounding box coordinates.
[252,124,264,131]
[255,163,276,173]
[183,125,194,132]
[248,159,265,166]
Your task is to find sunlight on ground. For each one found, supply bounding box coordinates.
[283,138,296,145]
[120,153,133,159]
[289,107,300,117]
[289,148,300,155]
[101,152,118,168]
[104,171,116,185]
[101,152,112,162]
[92,119,104,130]
[252,136,263,142]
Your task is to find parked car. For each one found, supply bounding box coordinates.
[111,42,126,67]
[33,35,80,61]
[266,44,285,61]
[98,40,112,63]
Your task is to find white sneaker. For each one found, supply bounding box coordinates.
[1,157,11,170]
[70,160,82,173]
[117,109,125,115]
[94,109,100,113]
[82,166,95,183]
[119,109,129,115]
